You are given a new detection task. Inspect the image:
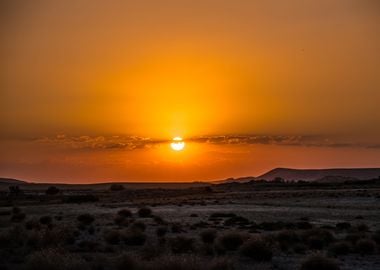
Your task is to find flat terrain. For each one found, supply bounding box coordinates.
[0,181,379,270]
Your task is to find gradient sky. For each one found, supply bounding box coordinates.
[1,0,380,182]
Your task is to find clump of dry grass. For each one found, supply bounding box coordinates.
[217,231,245,251]
[200,229,217,244]
[239,236,272,262]
[104,229,121,245]
[138,207,152,218]
[122,229,146,246]
[77,214,95,226]
[328,241,351,256]
[355,238,377,255]
[169,236,195,254]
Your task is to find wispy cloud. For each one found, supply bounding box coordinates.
[33,134,380,151]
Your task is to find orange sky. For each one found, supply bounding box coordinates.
[1,1,380,182]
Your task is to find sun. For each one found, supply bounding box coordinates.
[170,136,185,151]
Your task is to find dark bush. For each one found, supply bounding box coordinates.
[64,195,98,203]
[210,213,236,218]
[218,232,245,251]
[104,229,121,245]
[11,212,26,222]
[240,237,272,261]
[170,236,195,254]
[110,184,125,191]
[356,239,377,255]
[138,207,152,218]
[200,229,217,244]
[25,219,40,230]
[77,214,95,225]
[46,186,60,195]
[224,216,250,227]
[156,226,168,238]
[300,255,340,270]
[130,221,146,232]
[328,241,351,256]
[40,216,53,225]
[303,229,335,250]
[117,209,132,218]
[335,222,351,231]
[123,229,146,246]
[276,230,300,251]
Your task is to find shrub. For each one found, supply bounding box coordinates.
[104,229,121,245]
[373,230,380,245]
[357,224,369,232]
[171,223,184,233]
[156,226,168,238]
[138,207,152,217]
[303,229,335,250]
[208,257,235,270]
[130,221,146,232]
[40,216,53,225]
[224,216,250,227]
[11,212,26,222]
[356,239,377,255]
[117,209,132,218]
[218,232,245,251]
[276,230,299,251]
[328,241,351,256]
[25,219,41,230]
[110,184,125,191]
[300,255,340,270]
[200,229,217,244]
[170,236,195,254]
[335,222,351,231]
[77,214,95,225]
[123,229,146,246]
[239,237,272,261]
[46,186,60,195]
[64,195,98,203]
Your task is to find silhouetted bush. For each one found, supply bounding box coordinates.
[11,212,26,222]
[130,221,146,232]
[110,184,125,191]
[303,229,335,250]
[117,209,132,218]
[328,241,351,256]
[335,222,351,231]
[300,255,340,270]
[156,226,168,238]
[218,232,245,251]
[46,186,60,195]
[104,229,121,245]
[200,229,217,244]
[77,214,95,225]
[123,229,146,246]
[64,195,98,203]
[39,216,53,225]
[138,207,152,217]
[169,236,195,254]
[276,230,300,251]
[356,239,377,255]
[239,236,272,261]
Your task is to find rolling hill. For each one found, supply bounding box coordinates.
[258,168,380,182]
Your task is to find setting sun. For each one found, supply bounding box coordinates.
[170,137,185,151]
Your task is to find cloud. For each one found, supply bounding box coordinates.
[32,134,380,151]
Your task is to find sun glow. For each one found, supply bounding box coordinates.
[170,137,185,151]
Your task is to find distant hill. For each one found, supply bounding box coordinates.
[214,176,256,184]
[0,178,28,185]
[258,168,380,182]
